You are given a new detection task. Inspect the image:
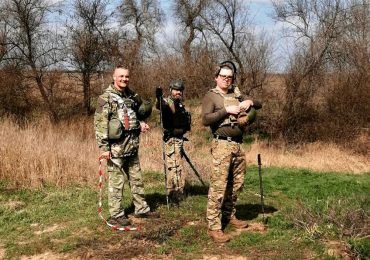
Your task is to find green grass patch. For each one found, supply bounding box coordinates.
[349,237,370,259]
[0,168,369,259]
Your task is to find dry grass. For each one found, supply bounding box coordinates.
[248,141,369,174]
[0,117,97,188]
[0,115,368,189]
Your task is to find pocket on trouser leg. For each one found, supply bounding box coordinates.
[166,170,175,190]
[108,186,123,216]
[165,139,175,157]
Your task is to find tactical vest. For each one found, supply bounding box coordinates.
[107,92,141,157]
[109,92,140,131]
[210,86,242,128]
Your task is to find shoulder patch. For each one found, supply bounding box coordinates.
[95,97,107,113]
[98,97,107,107]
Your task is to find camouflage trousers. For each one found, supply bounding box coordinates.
[165,137,186,193]
[207,139,246,231]
[107,153,150,217]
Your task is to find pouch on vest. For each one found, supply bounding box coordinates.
[108,118,123,140]
[110,133,139,157]
[221,94,240,127]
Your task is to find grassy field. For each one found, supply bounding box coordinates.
[0,114,369,259]
[1,167,369,259]
[0,115,368,189]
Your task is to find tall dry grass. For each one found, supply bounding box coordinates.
[0,114,369,188]
[0,117,97,188]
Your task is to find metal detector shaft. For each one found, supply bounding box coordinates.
[158,95,169,209]
[257,154,265,220]
[181,148,206,187]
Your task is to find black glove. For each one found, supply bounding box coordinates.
[252,101,262,110]
[155,87,163,99]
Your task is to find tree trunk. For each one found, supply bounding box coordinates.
[82,72,91,114]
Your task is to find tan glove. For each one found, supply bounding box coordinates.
[237,107,257,128]
[237,112,249,127]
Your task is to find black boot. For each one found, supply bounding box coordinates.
[108,215,131,226]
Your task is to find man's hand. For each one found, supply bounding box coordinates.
[140,121,150,133]
[99,151,111,161]
[225,105,241,115]
[239,100,253,111]
[155,87,163,98]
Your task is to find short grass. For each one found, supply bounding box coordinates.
[0,167,369,259]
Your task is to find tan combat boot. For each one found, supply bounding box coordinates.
[229,217,249,229]
[208,229,232,243]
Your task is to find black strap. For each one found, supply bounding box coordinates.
[213,134,242,143]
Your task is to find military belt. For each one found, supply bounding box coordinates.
[163,135,185,142]
[213,134,242,143]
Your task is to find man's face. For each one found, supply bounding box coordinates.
[215,67,233,90]
[113,68,129,91]
[171,89,183,100]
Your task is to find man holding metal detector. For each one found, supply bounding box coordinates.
[155,80,192,205]
[94,65,159,227]
[202,61,262,243]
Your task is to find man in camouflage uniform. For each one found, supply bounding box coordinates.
[94,65,159,226]
[201,61,261,243]
[155,80,191,204]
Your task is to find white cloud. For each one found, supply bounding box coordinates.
[45,0,64,4]
[248,0,273,4]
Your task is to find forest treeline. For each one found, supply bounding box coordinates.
[0,0,368,152]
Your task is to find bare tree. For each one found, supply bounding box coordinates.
[0,23,6,61]
[118,0,163,66]
[201,0,272,94]
[173,0,209,64]
[67,0,114,114]
[0,0,62,121]
[272,0,348,142]
[272,0,369,144]
[0,65,33,121]
[335,0,370,74]
[325,0,370,145]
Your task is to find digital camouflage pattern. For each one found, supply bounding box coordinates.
[165,137,186,194]
[94,84,150,217]
[207,139,246,231]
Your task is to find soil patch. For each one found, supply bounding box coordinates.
[20,251,70,260]
[325,240,357,259]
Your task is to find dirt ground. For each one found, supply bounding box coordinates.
[13,216,357,260]
[17,218,270,260]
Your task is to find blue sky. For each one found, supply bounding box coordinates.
[157,0,282,40]
[158,0,279,33]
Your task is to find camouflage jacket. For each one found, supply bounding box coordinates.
[94,84,143,157]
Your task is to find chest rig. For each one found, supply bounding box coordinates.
[109,92,140,131]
